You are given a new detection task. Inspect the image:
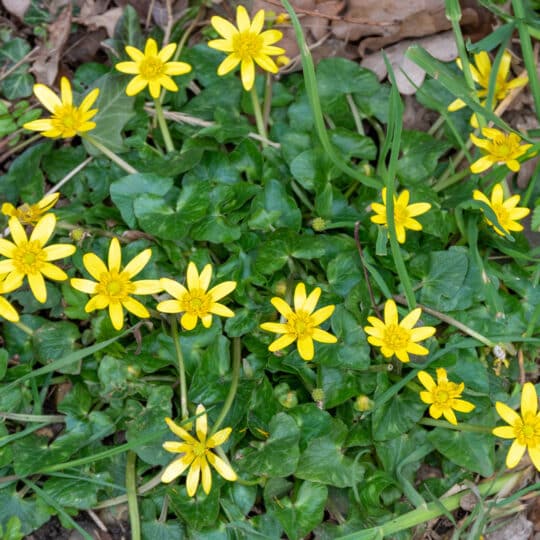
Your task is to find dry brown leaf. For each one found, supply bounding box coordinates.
[361,32,457,95]
[74,7,124,38]
[2,0,31,20]
[31,5,72,85]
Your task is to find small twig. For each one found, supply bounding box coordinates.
[518,349,525,384]
[0,46,39,83]
[46,156,93,196]
[87,509,108,532]
[354,221,381,317]
[163,0,174,46]
[145,106,281,148]
[145,0,156,29]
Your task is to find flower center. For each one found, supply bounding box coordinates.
[193,441,207,457]
[182,289,212,316]
[394,203,409,226]
[515,414,540,446]
[15,204,40,224]
[491,203,510,228]
[52,105,85,136]
[232,31,263,61]
[13,241,46,274]
[489,137,519,161]
[96,271,134,301]
[288,311,314,339]
[382,324,410,351]
[139,57,165,80]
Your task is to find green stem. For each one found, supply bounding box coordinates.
[170,317,188,420]
[14,321,34,336]
[419,418,493,433]
[512,0,540,116]
[126,451,141,540]
[83,135,138,175]
[0,412,65,423]
[210,337,241,436]
[154,98,175,153]
[250,86,268,145]
[338,471,524,540]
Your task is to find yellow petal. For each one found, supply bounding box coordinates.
[23,119,55,133]
[83,253,108,281]
[116,61,140,74]
[410,325,436,342]
[447,98,466,112]
[217,54,241,76]
[125,45,145,62]
[208,281,236,302]
[470,156,494,174]
[195,404,208,442]
[452,399,475,413]
[201,313,213,328]
[33,84,62,113]
[310,304,335,326]
[123,249,151,278]
[400,308,422,330]
[40,263,67,282]
[126,75,148,96]
[164,62,192,76]
[122,297,149,319]
[165,417,197,443]
[156,299,182,314]
[108,238,122,273]
[271,297,294,318]
[0,238,16,258]
[297,337,314,361]
[161,455,193,483]
[28,272,47,303]
[303,286,322,314]
[9,217,28,245]
[528,446,540,472]
[158,42,177,63]
[407,202,431,218]
[207,39,234,53]
[144,38,158,57]
[442,408,458,425]
[260,322,288,334]
[495,401,521,426]
[384,299,398,326]
[209,302,234,318]
[108,301,124,330]
[132,279,162,295]
[60,77,72,107]
[236,5,251,32]
[293,282,307,311]
[181,311,198,331]
[311,328,337,344]
[207,427,232,448]
[261,29,284,46]
[148,81,161,98]
[206,451,237,481]
[240,58,255,91]
[186,457,201,497]
[201,458,212,494]
[211,16,238,40]
[186,262,200,291]
[268,333,296,352]
[419,390,434,404]
[86,294,109,312]
[521,382,538,417]
[417,370,436,391]
[492,426,516,439]
[30,214,56,246]
[70,278,97,294]
[506,439,526,468]
[0,296,19,322]
[254,54,278,74]
[250,9,265,34]
[161,278,187,299]
[43,243,76,261]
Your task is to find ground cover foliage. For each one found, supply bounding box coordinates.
[0,0,540,538]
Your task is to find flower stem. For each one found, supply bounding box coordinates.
[250,86,268,145]
[154,98,175,153]
[512,0,540,116]
[170,317,188,420]
[210,337,241,436]
[419,418,493,433]
[126,451,141,540]
[83,135,138,175]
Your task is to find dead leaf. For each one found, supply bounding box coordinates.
[74,7,124,38]
[31,5,72,85]
[487,514,533,540]
[2,0,31,20]
[361,31,458,95]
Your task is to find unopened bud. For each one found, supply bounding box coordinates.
[311,388,325,403]
[70,227,85,242]
[354,395,373,412]
[312,217,327,231]
[279,391,298,408]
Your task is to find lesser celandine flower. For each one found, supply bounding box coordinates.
[418,368,475,425]
[470,128,532,173]
[1,193,60,225]
[161,404,237,496]
[23,77,99,139]
[70,238,162,330]
[448,50,528,126]
[364,299,435,363]
[370,188,431,244]
[0,274,24,322]
[208,5,285,91]
[115,38,192,99]
[0,214,75,303]
[260,282,337,361]
[473,183,530,236]
[493,382,540,471]
[157,263,236,331]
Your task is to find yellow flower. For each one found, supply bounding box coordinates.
[260,282,337,361]
[364,299,435,363]
[493,382,540,471]
[370,188,431,244]
[161,404,237,496]
[208,5,285,91]
[157,262,236,331]
[0,214,75,303]
[473,183,530,236]
[448,50,528,126]
[23,77,99,139]
[1,193,60,225]
[418,368,475,425]
[0,274,24,322]
[70,238,162,330]
[470,128,532,173]
[115,38,192,99]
